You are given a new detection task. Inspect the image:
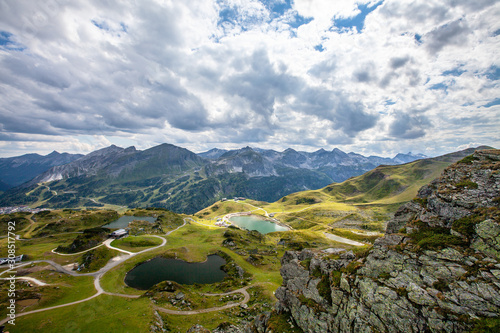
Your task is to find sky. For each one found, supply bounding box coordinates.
[0,0,499,158]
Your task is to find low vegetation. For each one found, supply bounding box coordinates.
[55,227,110,253]
[78,246,121,272]
[111,235,163,252]
[406,221,466,250]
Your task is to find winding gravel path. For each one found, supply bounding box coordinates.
[154,285,252,315]
[51,243,105,256]
[323,232,367,246]
[0,220,186,326]
[0,276,48,286]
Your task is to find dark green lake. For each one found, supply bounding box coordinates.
[124,255,227,289]
[103,216,156,229]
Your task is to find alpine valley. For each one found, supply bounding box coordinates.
[0,146,499,333]
[0,143,431,213]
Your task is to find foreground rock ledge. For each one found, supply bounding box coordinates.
[250,149,500,333]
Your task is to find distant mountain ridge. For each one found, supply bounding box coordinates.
[30,143,205,185]
[197,148,228,159]
[0,151,83,189]
[205,146,427,182]
[6,143,489,215]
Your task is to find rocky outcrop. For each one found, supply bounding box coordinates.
[264,150,500,332]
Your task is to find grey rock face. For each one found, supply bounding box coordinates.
[263,150,500,333]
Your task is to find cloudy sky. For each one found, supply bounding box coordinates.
[0,0,499,158]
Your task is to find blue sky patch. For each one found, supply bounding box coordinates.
[414,33,422,44]
[0,31,12,46]
[314,44,325,52]
[218,6,239,26]
[333,1,383,33]
[483,98,500,108]
[485,66,500,81]
[258,0,292,18]
[286,13,313,29]
[0,31,25,51]
[217,0,311,33]
[443,68,466,77]
[91,20,110,31]
[429,82,449,93]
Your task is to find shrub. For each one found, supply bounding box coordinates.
[331,270,342,287]
[452,214,483,238]
[471,317,500,332]
[417,233,465,250]
[342,261,363,274]
[455,180,478,189]
[408,225,466,250]
[317,275,332,303]
[457,155,479,164]
[295,197,318,205]
[300,258,312,270]
[267,311,304,333]
[396,287,408,297]
[413,197,428,207]
[432,279,451,292]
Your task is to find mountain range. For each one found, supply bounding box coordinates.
[0,151,83,189]
[0,142,449,214]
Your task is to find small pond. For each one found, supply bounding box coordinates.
[103,216,157,229]
[229,215,289,234]
[124,255,227,290]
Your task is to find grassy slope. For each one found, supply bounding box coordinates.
[110,235,163,252]
[192,154,463,239]
[10,295,152,333]
[321,159,450,204]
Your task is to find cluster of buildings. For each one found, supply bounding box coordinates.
[215,218,231,227]
[0,254,24,265]
[221,197,246,202]
[0,206,50,215]
[109,228,128,238]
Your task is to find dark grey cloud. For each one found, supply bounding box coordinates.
[221,127,274,144]
[379,1,450,26]
[389,112,431,139]
[353,62,377,83]
[294,87,379,137]
[146,85,210,131]
[424,19,470,54]
[390,56,410,69]
[308,59,337,80]
[448,0,497,11]
[379,57,421,88]
[223,49,301,118]
[0,0,214,138]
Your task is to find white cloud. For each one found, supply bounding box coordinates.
[0,0,498,158]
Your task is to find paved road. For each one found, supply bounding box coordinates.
[154,285,252,315]
[103,239,134,255]
[324,232,366,246]
[51,242,105,256]
[0,276,48,286]
[0,220,186,326]
[0,218,272,327]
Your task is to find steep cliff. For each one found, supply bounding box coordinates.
[260,150,500,332]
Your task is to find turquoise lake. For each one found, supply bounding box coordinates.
[229,215,289,234]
